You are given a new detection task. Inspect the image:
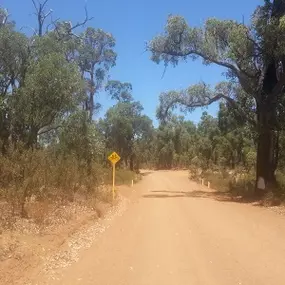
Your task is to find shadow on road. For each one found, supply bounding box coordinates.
[142,190,260,205]
[140,171,153,176]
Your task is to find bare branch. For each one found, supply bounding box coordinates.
[69,6,93,32]
[42,0,49,9]
[20,25,37,36]
[46,16,59,33]
[31,0,53,36]
[44,9,52,19]
[53,6,93,40]
[161,65,167,79]
[140,42,148,55]
[158,83,257,127]
[38,124,62,136]
[31,0,39,13]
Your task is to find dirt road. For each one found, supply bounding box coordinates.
[40,170,285,285]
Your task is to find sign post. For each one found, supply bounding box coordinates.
[108,152,121,201]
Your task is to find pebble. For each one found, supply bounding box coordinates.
[43,195,129,281]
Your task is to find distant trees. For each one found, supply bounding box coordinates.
[100,82,153,171]
[79,28,117,121]
[148,107,255,172]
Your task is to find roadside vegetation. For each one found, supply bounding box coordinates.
[0,2,148,232]
[2,0,285,282]
[2,0,285,229]
[147,0,285,201]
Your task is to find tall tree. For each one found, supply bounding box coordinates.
[148,0,285,193]
[101,83,153,170]
[11,53,83,147]
[79,28,117,121]
[0,23,29,151]
[153,116,197,169]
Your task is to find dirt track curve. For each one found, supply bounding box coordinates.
[36,170,285,285]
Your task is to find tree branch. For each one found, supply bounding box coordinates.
[46,16,59,33]
[53,6,93,40]
[272,71,285,97]
[162,48,239,72]
[20,25,37,36]
[158,84,257,128]
[70,6,93,31]
[38,124,62,135]
[31,0,53,36]
[31,0,39,13]
[42,0,49,9]
[153,47,255,94]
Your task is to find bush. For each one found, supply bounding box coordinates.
[245,151,256,171]
[229,174,255,197]
[189,164,256,196]
[0,146,105,218]
[202,170,231,192]
[275,171,285,199]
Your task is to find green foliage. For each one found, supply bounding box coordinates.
[79,28,116,73]
[245,151,257,171]
[105,80,133,102]
[79,28,117,120]
[149,1,285,189]
[99,90,153,170]
[0,5,124,223]
[13,53,83,141]
[0,26,29,94]
[152,116,197,169]
[152,99,257,172]
[5,0,285,222]
[59,110,105,162]
[149,14,257,83]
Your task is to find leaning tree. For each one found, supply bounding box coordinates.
[148,0,285,193]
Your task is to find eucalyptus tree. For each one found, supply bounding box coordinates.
[148,0,285,192]
[79,28,117,121]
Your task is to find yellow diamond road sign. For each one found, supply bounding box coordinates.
[108,152,121,164]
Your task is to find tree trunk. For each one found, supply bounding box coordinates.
[27,126,38,149]
[256,47,280,194]
[130,157,134,171]
[88,69,95,122]
[255,105,277,195]
[89,92,94,122]
[130,154,135,171]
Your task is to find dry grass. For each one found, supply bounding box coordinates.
[0,140,138,283]
[190,166,285,204]
[103,168,141,186]
[0,146,112,229]
[190,166,256,197]
[0,145,139,232]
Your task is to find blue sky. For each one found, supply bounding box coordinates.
[3,0,261,126]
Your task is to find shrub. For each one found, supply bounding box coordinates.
[0,146,105,218]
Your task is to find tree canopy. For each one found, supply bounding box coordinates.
[149,0,285,192]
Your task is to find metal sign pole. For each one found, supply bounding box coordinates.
[112,163,115,201]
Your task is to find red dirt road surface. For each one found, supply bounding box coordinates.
[36,170,285,285]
